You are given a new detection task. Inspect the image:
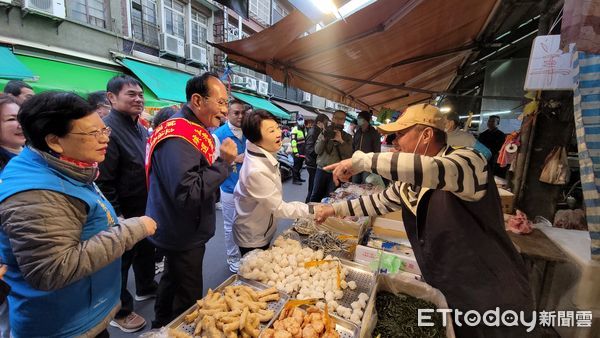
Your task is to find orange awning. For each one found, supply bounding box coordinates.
[212,0,500,112]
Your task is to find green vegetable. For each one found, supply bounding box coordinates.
[373,291,445,338]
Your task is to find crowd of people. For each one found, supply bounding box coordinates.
[0,72,522,337]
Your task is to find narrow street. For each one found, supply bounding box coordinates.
[109,178,310,337]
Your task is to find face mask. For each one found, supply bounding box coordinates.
[412,128,430,155]
[297,119,304,126]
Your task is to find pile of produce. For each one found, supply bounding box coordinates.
[321,183,383,224]
[291,219,357,258]
[302,231,352,256]
[239,237,335,295]
[239,237,368,325]
[293,218,319,236]
[373,291,445,338]
[263,305,339,338]
[181,285,280,337]
[326,183,384,202]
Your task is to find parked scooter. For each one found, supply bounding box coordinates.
[277,148,293,182]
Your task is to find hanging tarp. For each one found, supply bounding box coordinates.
[573,51,600,261]
[561,0,600,54]
[212,0,499,111]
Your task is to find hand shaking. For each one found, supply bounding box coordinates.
[313,204,336,223]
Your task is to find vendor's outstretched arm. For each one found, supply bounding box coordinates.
[330,181,404,218]
[351,149,488,201]
[246,172,314,219]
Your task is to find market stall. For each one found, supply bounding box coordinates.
[159,183,454,338]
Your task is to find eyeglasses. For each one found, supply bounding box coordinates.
[204,97,229,107]
[70,127,112,139]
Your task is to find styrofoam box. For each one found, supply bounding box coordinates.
[354,245,422,276]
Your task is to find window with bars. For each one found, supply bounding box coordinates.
[272,1,288,24]
[67,0,107,29]
[191,9,208,47]
[163,0,185,38]
[249,0,270,26]
[234,65,266,81]
[226,23,240,42]
[131,0,159,46]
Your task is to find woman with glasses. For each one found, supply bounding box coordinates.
[0,92,157,338]
[0,93,23,337]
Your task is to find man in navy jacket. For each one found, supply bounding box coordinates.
[97,75,156,332]
[146,73,237,327]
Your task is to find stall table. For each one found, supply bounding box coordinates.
[507,227,569,311]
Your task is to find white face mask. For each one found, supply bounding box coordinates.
[297,119,305,126]
[412,128,430,155]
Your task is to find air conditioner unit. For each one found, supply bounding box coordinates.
[23,0,66,19]
[245,77,257,91]
[302,92,311,102]
[231,75,244,85]
[160,33,185,58]
[325,100,335,109]
[257,81,268,95]
[186,44,208,65]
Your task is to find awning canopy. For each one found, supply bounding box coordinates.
[0,46,35,80]
[119,58,193,103]
[272,100,318,120]
[231,91,290,120]
[0,54,175,108]
[212,0,499,112]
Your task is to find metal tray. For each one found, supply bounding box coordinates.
[337,259,377,311]
[278,235,377,324]
[167,275,289,336]
[282,229,358,264]
[263,302,360,338]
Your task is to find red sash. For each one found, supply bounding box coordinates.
[145,118,215,185]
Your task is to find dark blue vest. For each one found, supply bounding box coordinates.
[0,148,120,337]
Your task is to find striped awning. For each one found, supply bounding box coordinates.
[573,51,600,261]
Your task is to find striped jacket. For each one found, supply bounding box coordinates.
[331,147,533,324]
[332,146,488,217]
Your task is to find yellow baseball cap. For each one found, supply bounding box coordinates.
[377,103,446,135]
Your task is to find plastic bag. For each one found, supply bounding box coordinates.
[539,146,570,185]
[362,274,455,338]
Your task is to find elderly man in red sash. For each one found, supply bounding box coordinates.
[145,72,238,327]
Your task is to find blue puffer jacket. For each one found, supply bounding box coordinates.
[0,148,121,338]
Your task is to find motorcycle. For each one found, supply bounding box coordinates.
[277,148,294,182]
